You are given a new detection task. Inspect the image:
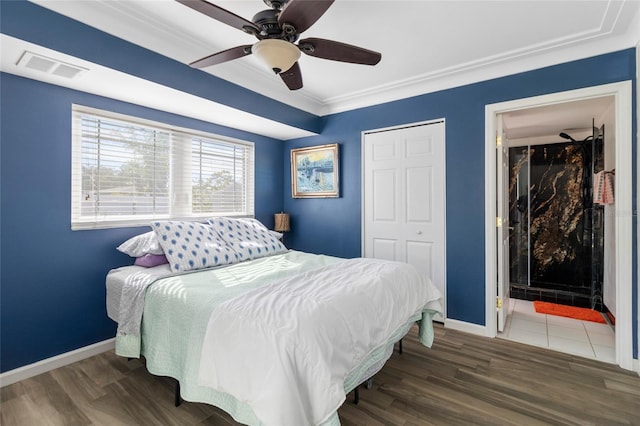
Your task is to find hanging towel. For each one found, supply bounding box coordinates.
[602,171,615,204]
[594,171,615,205]
[594,171,605,204]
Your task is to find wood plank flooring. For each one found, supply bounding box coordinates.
[2,323,639,425]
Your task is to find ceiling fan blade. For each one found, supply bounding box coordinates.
[299,38,381,65]
[278,0,334,34]
[279,62,303,90]
[189,45,253,68]
[176,0,259,34]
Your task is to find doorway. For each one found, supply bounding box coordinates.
[485,81,634,371]
[501,119,614,363]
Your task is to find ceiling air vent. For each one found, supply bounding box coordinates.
[17,51,88,79]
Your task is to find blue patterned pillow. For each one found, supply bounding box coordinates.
[150,221,240,272]
[208,217,287,261]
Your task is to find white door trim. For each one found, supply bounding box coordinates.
[361,118,447,320]
[484,81,634,371]
[636,42,640,375]
[635,41,640,375]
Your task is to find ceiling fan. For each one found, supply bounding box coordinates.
[176,0,382,90]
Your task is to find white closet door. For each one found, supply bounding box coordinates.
[363,121,446,320]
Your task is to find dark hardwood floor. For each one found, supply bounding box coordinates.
[2,323,639,425]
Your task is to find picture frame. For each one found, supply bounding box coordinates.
[291,143,339,198]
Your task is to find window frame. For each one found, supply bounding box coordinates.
[71,105,255,230]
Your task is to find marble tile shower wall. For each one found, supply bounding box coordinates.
[508,137,605,310]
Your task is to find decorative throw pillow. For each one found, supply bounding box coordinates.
[208,217,287,261]
[236,218,283,240]
[134,254,169,267]
[150,221,240,272]
[117,231,164,257]
[270,230,283,240]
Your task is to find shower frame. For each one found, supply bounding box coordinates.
[507,124,604,310]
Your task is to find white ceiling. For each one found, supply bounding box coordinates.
[0,34,317,140]
[4,0,640,139]
[502,95,615,140]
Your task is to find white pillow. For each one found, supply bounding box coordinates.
[208,217,287,261]
[150,220,240,272]
[117,231,164,257]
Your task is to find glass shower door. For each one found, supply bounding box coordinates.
[509,147,530,287]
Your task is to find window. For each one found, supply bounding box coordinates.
[72,105,254,229]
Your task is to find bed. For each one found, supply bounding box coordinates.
[106,218,443,426]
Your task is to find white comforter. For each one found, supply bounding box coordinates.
[197,257,442,426]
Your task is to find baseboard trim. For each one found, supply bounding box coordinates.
[0,338,115,387]
[444,318,487,336]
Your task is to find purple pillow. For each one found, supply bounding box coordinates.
[134,254,169,268]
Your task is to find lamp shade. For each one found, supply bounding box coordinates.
[274,212,291,232]
[252,39,301,74]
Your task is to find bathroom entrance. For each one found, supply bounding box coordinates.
[508,125,607,310]
[485,81,634,370]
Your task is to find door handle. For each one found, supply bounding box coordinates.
[417,231,423,235]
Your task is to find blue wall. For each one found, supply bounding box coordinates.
[0,73,284,372]
[1,0,637,371]
[284,49,637,343]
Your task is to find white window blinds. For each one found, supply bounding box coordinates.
[71,105,254,230]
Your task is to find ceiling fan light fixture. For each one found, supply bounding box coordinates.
[252,39,300,74]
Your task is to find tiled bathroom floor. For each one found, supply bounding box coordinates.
[497,299,616,363]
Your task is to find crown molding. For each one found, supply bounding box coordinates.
[320,0,638,115]
[26,0,640,119]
